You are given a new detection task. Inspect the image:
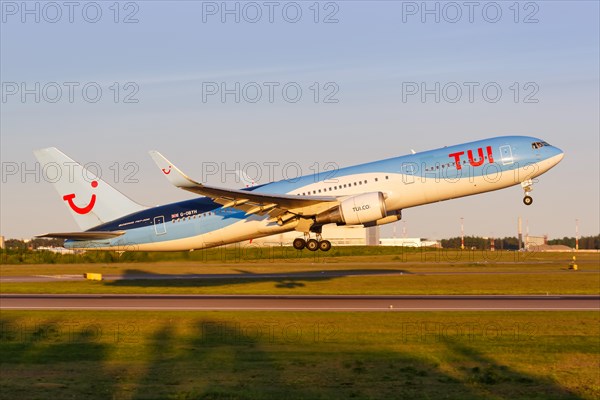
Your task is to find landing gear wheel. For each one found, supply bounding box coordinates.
[292,238,306,250]
[306,239,319,251]
[318,240,332,252]
[523,195,533,206]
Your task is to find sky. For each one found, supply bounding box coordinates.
[1,0,599,240]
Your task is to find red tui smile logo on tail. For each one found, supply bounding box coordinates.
[63,181,98,215]
[162,166,172,175]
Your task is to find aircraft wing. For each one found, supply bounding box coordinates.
[148,151,340,220]
[36,231,126,240]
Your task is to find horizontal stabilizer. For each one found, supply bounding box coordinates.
[36,231,126,240]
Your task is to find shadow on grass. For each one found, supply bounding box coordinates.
[104,268,412,290]
[0,315,586,400]
[0,316,117,399]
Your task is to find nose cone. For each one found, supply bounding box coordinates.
[549,146,564,166]
[553,146,564,161]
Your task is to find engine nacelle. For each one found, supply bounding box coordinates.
[363,209,402,227]
[316,192,387,226]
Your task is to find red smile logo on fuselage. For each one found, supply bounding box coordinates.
[63,181,98,215]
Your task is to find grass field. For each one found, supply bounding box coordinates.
[2,251,598,399]
[2,270,599,295]
[1,251,598,295]
[2,248,599,275]
[1,311,598,400]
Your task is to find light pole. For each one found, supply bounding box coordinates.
[460,217,465,250]
[518,216,523,251]
[525,219,529,251]
[575,218,579,251]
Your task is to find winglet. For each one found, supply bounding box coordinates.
[148,151,200,188]
[235,169,256,188]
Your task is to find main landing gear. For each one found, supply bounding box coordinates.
[292,234,331,252]
[521,179,534,206]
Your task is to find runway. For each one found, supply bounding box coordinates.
[1,294,598,311]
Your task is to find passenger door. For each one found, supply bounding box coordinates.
[153,215,167,235]
[499,145,514,165]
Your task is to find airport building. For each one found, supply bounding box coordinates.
[250,224,371,246]
[35,246,76,254]
[525,235,548,250]
[379,237,441,248]
[252,225,441,248]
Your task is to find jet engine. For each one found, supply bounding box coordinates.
[363,209,402,227]
[316,192,387,225]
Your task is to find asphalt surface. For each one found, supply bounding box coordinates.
[1,294,598,311]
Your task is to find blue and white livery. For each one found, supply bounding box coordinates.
[34,136,564,252]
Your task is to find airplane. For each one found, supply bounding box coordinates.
[34,136,564,252]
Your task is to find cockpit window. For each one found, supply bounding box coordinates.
[532,141,551,149]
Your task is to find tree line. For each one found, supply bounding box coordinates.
[4,235,599,252]
[547,236,600,250]
[440,235,599,250]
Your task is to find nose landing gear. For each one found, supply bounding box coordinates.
[521,179,534,206]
